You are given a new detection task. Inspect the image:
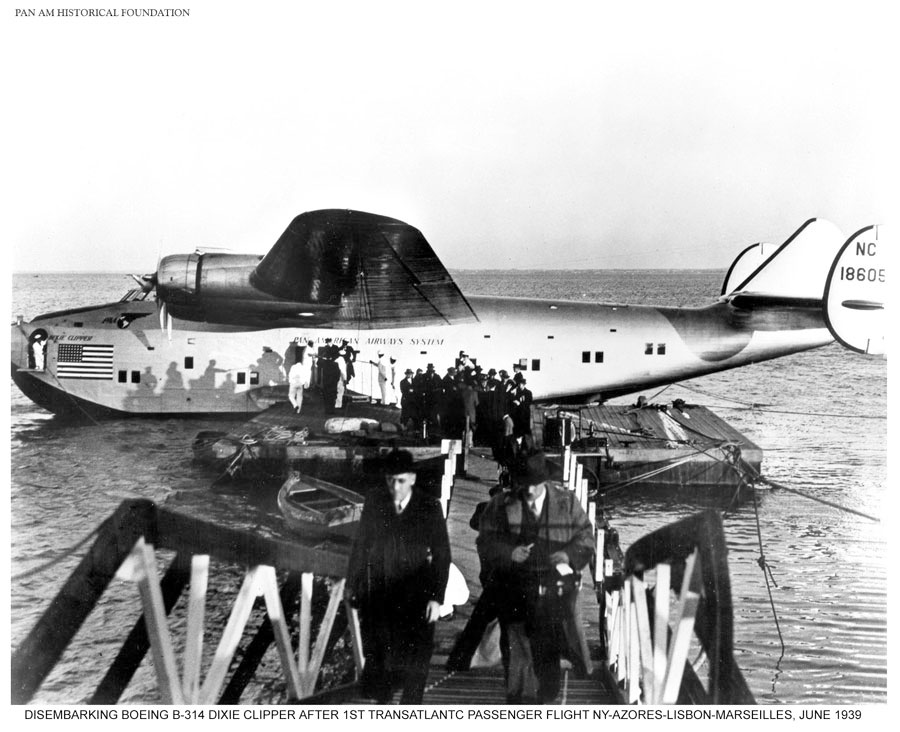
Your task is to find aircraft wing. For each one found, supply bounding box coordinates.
[250,210,478,327]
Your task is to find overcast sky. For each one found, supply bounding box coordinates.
[2,1,894,272]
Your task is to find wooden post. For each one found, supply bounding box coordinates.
[199,567,264,704]
[653,563,671,704]
[440,440,459,518]
[593,527,605,584]
[627,600,641,703]
[258,566,302,701]
[302,579,347,697]
[345,601,365,676]
[132,539,185,704]
[297,572,314,674]
[182,554,209,703]
[632,575,655,704]
[462,416,470,474]
[620,578,632,685]
[607,589,620,669]
[661,550,700,703]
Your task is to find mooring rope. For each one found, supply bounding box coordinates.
[750,473,880,523]
[671,382,885,421]
[748,474,787,660]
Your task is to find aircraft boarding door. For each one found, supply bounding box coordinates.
[17,324,48,372]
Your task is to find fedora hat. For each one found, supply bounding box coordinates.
[382,449,415,475]
[510,451,549,485]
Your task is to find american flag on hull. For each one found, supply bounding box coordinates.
[56,343,114,380]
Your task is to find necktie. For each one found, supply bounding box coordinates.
[529,500,538,517]
[395,502,403,515]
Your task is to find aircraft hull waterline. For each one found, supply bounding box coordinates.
[11,294,833,418]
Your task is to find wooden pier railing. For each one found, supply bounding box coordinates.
[603,510,755,704]
[12,447,752,706]
[11,499,361,705]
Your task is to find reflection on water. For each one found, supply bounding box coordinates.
[10,272,886,703]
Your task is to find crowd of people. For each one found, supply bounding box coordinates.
[397,352,535,458]
[286,341,536,461]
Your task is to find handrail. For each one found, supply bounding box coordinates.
[11,499,353,705]
[12,441,463,706]
[619,510,755,704]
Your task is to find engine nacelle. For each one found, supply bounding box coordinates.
[155,252,337,326]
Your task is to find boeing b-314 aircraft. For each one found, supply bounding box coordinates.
[10,210,886,418]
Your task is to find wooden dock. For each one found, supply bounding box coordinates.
[535,401,762,490]
[13,390,753,705]
[312,447,620,705]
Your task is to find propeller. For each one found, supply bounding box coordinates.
[128,267,173,340]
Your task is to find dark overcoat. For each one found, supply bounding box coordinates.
[348,487,451,611]
[476,482,594,675]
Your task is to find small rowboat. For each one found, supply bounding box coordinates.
[277,471,365,539]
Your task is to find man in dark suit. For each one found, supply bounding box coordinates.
[476,451,594,703]
[347,450,451,704]
[398,368,416,429]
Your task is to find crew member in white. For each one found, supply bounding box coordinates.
[371,351,390,404]
[288,346,311,413]
[32,334,46,371]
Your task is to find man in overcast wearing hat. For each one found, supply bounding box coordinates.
[476,451,594,703]
[398,368,416,428]
[347,450,451,704]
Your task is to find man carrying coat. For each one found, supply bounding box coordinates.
[347,449,451,704]
[476,451,594,703]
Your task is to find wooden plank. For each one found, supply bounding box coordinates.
[661,550,699,703]
[12,499,156,704]
[218,571,306,704]
[345,602,365,675]
[133,539,184,704]
[89,551,191,704]
[199,567,263,704]
[632,575,655,704]
[653,563,671,704]
[298,572,314,673]
[182,554,209,703]
[259,566,302,700]
[594,527,605,584]
[304,579,347,697]
[627,601,641,703]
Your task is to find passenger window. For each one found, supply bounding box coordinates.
[657,343,666,355]
[644,343,653,355]
[250,371,260,385]
[531,359,541,371]
[595,351,604,363]
[582,351,590,363]
[131,370,141,383]
[118,370,127,383]
[184,356,194,369]
[237,372,246,385]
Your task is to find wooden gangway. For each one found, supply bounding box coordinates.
[311,451,621,705]
[12,441,752,705]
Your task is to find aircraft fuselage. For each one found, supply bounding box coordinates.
[10,293,832,417]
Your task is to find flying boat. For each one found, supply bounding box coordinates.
[10,210,886,418]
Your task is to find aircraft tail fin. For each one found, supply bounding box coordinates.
[722,219,887,355]
[824,225,886,355]
[720,218,845,301]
